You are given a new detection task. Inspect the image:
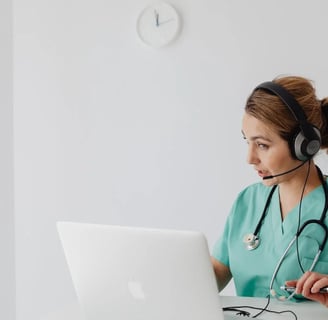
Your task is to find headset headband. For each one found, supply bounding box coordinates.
[255,81,319,144]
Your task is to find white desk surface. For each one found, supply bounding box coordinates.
[221,295,327,320]
[44,295,327,320]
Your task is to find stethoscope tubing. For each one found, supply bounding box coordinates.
[267,166,328,299]
[269,220,327,292]
[250,165,328,250]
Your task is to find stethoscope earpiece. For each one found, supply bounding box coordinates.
[270,289,288,301]
[243,233,260,250]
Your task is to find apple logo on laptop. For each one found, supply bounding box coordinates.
[128,280,146,300]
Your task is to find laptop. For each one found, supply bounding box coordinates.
[57,221,225,320]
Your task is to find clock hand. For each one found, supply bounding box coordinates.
[157,18,174,26]
[154,10,159,27]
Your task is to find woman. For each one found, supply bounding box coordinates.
[211,76,328,303]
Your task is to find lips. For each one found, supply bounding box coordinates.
[256,169,268,178]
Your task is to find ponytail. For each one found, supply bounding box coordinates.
[320,97,328,150]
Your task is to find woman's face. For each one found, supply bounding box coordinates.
[242,113,301,186]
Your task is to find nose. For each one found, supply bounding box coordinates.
[246,144,260,165]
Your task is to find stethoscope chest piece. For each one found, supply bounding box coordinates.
[243,233,260,250]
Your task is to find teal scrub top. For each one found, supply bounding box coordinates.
[212,180,328,299]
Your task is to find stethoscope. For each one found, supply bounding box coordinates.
[243,185,277,251]
[243,166,328,299]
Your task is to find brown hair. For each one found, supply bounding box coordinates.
[245,76,328,151]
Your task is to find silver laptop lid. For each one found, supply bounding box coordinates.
[57,221,223,320]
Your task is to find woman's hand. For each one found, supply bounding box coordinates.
[286,271,328,307]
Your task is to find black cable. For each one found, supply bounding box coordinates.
[223,305,298,319]
[252,294,271,318]
[223,301,298,319]
[223,294,298,319]
[295,160,311,274]
[222,307,250,317]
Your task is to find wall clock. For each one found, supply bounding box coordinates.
[136,2,182,48]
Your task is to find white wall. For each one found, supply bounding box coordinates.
[0,0,14,319]
[11,0,328,319]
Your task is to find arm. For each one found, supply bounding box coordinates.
[211,256,232,292]
[286,271,328,307]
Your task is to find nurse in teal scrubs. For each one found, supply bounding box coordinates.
[211,76,328,303]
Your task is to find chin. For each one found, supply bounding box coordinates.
[261,179,276,187]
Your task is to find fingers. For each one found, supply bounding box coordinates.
[298,272,328,294]
[291,272,328,307]
[285,279,297,287]
[294,271,312,294]
[311,277,328,293]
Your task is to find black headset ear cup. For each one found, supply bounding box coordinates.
[292,127,321,161]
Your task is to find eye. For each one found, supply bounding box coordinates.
[256,142,268,150]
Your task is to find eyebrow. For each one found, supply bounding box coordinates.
[241,130,273,142]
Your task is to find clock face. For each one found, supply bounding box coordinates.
[136,2,181,48]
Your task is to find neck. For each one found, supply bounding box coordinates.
[278,161,322,219]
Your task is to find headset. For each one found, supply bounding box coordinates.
[254,81,321,161]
